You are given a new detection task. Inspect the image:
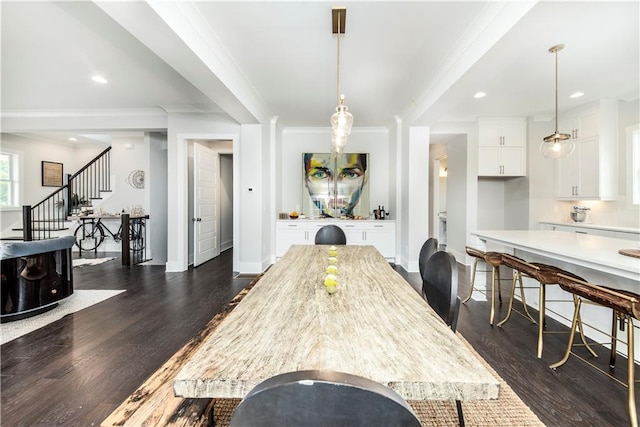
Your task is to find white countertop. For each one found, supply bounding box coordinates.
[540,221,640,235]
[471,230,640,281]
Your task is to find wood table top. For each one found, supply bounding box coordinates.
[173,245,500,401]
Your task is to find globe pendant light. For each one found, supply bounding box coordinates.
[330,7,353,154]
[540,44,574,158]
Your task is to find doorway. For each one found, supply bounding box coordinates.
[188,140,234,267]
[432,156,448,249]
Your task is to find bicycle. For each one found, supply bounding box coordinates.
[74,217,146,253]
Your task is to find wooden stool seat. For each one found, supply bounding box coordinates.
[551,273,640,427]
[463,246,505,325]
[498,254,596,359]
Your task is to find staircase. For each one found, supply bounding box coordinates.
[16,147,112,241]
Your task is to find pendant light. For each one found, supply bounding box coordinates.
[540,44,574,158]
[330,7,353,154]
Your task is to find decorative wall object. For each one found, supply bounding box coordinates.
[127,170,145,189]
[41,161,63,187]
[302,153,369,218]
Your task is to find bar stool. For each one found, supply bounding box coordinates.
[497,254,596,359]
[550,273,640,427]
[463,246,503,325]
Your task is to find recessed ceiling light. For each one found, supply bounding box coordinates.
[570,91,584,98]
[473,92,486,99]
[68,137,77,142]
[91,75,108,84]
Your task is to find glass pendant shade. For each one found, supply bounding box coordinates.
[540,133,575,158]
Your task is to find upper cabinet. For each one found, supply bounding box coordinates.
[555,100,619,201]
[478,118,527,177]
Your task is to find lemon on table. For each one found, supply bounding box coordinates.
[328,256,338,265]
[328,249,337,257]
[326,285,337,294]
[326,265,338,274]
[324,274,337,287]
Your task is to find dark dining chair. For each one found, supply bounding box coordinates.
[421,250,464,426]
[314,224,347,245]
[229,370,421,427]
[418,237,439,281]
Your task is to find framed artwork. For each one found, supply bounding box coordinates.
[302,153,369,219]
[42,161,63,187]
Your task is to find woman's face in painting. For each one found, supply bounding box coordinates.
[305,153,367,217]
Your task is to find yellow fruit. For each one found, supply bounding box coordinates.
[324,273,337,287]
[329,245,337,251]
[328,249,337,257]
[326,285,337,294]
[327,256,338,265]
[325,265,338,274]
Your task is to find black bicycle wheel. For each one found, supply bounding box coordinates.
[129,221,146,252]
[74,222,105,252]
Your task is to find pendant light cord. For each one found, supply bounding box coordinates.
[336,12,341,105]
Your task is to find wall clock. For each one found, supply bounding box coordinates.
[128,170,145,189]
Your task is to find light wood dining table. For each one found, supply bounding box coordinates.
[173,245,500,402]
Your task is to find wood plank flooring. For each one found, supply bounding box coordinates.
[1,250,635,426]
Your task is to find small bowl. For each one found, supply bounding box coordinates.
[289,215,299,219]
[570,212,586,222]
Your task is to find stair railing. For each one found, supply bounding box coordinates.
[66,147,112,217]
[22,147,112,241]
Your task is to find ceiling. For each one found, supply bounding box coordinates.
[1,1,638,139]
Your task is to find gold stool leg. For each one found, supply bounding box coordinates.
[463,258,478,304]
[516,273,537,324]
[497,271,519,327]
[576,309,599,358]
[490,266,497,325]
[610,311,619,367]
[550,296,582,369]
[627,317,638,427]
[537,283,546,359]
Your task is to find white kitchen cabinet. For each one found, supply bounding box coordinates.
[276,220,396,261]
[275,221,314,257]
[478,118,526,177]
[555,100,618,201]
[559,107,599,141]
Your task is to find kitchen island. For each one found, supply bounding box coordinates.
[469,229,640,361]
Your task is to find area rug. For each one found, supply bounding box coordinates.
[1,289,125,344]
[102,273,544,427]
[73,257,116,267]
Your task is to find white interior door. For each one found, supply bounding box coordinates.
[193,143,219,267]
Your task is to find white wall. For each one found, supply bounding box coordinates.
[279,128,390,217]
[148,132,168,265]
[0,133,107,235]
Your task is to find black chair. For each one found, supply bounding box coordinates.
[418,237,438,281]
[422,250,464,426]
[422,250,460,332]
[314,224,347,245]
[229,370,421,427]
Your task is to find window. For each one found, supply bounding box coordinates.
[0,151,20,208]
[630,126,640,205]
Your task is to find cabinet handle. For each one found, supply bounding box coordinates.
[575,231,587,234]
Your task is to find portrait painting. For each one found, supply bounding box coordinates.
[302,153,369,218]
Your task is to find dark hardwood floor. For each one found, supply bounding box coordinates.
[1,250,635,426]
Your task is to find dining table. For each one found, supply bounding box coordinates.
[173,244,500,403]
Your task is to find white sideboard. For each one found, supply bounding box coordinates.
[539,221,639,241]
[276,220,396,261]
